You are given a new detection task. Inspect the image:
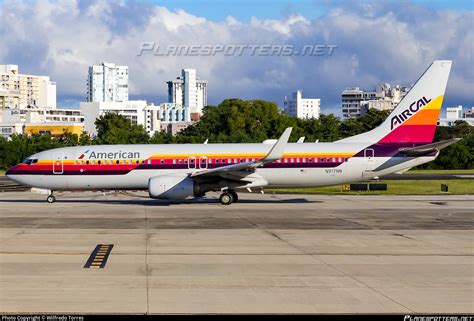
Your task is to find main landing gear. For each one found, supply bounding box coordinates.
[219,190,238,205]
[46,192,56,203]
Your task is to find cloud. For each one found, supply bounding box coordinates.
[0,0,472,115]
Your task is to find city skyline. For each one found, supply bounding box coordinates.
[0,0,472,115]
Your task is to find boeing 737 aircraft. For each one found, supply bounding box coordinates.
[6,60,460,204]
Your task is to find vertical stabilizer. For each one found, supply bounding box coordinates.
[338,60,451,144]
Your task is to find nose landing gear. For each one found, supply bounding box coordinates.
[46,192,56,203]
[219,190,238,205]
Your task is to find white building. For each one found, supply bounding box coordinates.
[438,105,474,126]
[80,101,193,136]
[0,107,84,138]
[0,64,56,109]
[167,69,207,120]
[284,90,320,119]
[87,62,129,102]
[341,83,409,118]
[446,105,463,119]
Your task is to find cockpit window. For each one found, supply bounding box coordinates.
[21,158,38,165]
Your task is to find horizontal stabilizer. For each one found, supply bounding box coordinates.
[398,138,461,156]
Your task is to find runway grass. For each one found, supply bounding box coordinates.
[267,179,474,195]
[407,169,474,174]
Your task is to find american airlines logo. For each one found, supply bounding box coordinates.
[390,96,431,130]
[80,150,141,159]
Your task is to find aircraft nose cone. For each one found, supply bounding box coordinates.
[5,165,17,177]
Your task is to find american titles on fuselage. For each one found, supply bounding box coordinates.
[86,151,141,159]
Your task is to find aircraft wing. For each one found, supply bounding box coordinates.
[398,138,461,156]
[190,127,292,182]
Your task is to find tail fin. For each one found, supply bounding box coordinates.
[338,60,452,144]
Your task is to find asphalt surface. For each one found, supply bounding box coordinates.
[0,191,473,314]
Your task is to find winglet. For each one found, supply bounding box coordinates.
[262,127,292,162]
[297,136,305,143]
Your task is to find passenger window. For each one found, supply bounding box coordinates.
[309,158,313,163]
[173,159,176,164]
[320,158,324,163]
[178,159,182,164]
[116,160,120,165]
[86,160,90,165]
[98,160,101,165]
[147,159,151,164]
[160,159,165,164]
[345,158,348,162]
[332,157,336,162]
[326,158,330,163]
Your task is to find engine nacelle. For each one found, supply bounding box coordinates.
[148,174,195,199]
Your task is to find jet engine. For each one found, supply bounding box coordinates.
[148,174,196,199]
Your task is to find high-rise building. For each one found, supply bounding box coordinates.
[0,64,56,109]
[167,69,207,120]
[284,90,320,119]
[341,83,409,118]
[87,62,128,102]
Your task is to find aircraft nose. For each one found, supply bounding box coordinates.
[5,165,17,177]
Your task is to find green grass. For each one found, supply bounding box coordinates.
[406,169,474,174]
[266,179,474,195]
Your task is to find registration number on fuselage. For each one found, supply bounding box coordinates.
[325,169,342,174]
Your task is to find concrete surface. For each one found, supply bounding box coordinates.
[0,191,473,314]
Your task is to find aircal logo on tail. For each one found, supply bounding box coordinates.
[390,96,431,130]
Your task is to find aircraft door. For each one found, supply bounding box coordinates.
[53,152,64,174]
[363,148,375,171]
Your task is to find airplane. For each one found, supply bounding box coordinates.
[6,60,460,205]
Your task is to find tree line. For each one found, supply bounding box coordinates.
[0,99,472,169]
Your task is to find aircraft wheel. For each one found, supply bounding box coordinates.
[47,195,56,203]
[229,190,238,203]
[219,192,234,205]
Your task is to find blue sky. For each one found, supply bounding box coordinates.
[1,0,473,116]
[148,0,473,21]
